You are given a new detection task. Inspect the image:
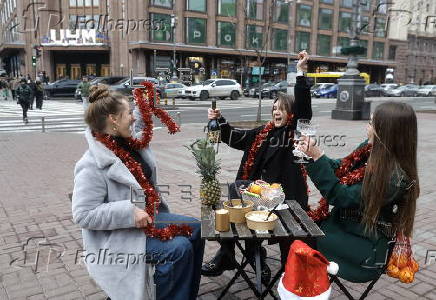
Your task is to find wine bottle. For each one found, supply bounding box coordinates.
[207,100,220,143]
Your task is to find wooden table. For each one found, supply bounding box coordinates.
[201,200,325,299]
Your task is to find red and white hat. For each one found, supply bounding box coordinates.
[277,240,339,300]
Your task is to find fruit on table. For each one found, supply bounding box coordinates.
[248,184,262,195]
[271,183,282,189]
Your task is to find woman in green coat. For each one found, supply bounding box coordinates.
[297,102,419,283]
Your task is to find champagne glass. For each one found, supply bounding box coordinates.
[293,119,318,163]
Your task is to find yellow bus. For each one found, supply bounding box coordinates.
[307,72,370,85]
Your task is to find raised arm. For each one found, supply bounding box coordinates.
[293,50,312,121]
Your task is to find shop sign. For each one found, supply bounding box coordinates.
[41,29,108,46]
[252,67,264,75]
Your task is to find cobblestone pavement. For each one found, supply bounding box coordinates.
[0,112,435,299]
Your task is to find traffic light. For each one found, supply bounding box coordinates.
[32,56,37,67]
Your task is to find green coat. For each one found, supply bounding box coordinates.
[306,141,410,283]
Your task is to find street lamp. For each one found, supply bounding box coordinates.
[170,14,178,82]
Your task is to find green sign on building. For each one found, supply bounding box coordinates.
[217,22,235,47]
[187,18,206,44]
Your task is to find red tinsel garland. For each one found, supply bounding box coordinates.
[94,81,191,241]
[241,113,294,180]
[306,143,372,222]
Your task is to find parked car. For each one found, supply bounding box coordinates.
[268,80,289,98]
[313,84,338,98]
[311,83,334,97]
[162,83,188,98]
[247,82,276,98]
[109,77,161,98]
[365,84,384,97]
[75,76,127,99]
[44,79,81,98]
[384,84,420,97]
[417,85,436,97]
[380,83,399,96]
[184,79,242,101]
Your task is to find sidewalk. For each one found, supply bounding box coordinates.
[0,113,435,299]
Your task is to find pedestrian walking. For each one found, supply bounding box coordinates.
[77,76,91,110]
[16,78,33,124]
[11,77,19,101]
[27,79,36,110]
[35,79,44,109]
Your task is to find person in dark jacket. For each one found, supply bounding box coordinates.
[34,80,44,109]
[16,78,33,123]
[297,101,419,282]
[202,51,312,279]
[27,79,36,110]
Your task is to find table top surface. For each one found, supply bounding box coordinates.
[201,200,325,241]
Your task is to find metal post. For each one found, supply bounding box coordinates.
[41,116,45,132]
[176,112,181,126]
[153,50,157,78]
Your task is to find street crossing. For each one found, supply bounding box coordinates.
[0,100,86,133]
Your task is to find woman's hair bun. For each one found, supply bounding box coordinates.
[89,84,110,103]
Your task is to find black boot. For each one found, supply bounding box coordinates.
[201,247,236,277]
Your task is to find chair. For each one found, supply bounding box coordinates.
[329,239,396,300]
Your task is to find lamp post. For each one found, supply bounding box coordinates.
[171,14,178,82]
[331,0,370,120]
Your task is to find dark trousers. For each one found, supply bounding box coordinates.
[29,96,35,109]
[20,102,29,120]
[35,96,43,109]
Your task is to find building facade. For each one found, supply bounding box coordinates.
[1,0,399,85]
[389,0,436,84]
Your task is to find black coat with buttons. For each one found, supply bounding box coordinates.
[217,76,312,210]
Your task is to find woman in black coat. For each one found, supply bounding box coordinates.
[201,51,312,279]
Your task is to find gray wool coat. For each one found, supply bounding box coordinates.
[72,124,169,300]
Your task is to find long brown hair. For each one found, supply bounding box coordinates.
[361,102,419,237]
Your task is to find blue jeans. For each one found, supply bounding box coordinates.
[146,213,204,300]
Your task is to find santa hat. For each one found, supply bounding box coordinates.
[277,240,339,300]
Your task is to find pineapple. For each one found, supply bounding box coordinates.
[186,138,222,206]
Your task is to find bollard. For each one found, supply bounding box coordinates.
[41,116,45,133]
[164,98,168,105]
[176,112,181,126]
[172,97,175,106]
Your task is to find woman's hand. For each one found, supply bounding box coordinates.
[297,50,309,73]
[134,207,152,228]
[208,108,221,120]
[297,135,324,161]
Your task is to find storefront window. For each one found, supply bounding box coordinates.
[217,21,235,47]
[186,18,206,44]
[187,0,206,12]
[373,42,384,60]
[274,0,289,24]
[246,25,263,49]
[150,13,172,42]
[361,16,369,34]
[295,31,310,52]
[318,8,332,30]
[341,0,353,8]
[273,29,288,51]
[376,0,387,14]
[317,35,331,56]
[320,0,333,3]
[359,40,368,57]
[152,0,173,8]
[297,4,312,27]
[337,37,350,56]
[339,12,352,32]
[374,17,387,37]
[247,0,263,20]
[217,0,236,17]
[361,0,370,10]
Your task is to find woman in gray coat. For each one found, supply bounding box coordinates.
[72,85,204,300]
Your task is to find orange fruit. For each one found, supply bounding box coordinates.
[387,264,400,278]
[410,259,419,273]
[271,183,282,189]
[395,255,409,269]
[249,184,262,195]
[399,267,414,284]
